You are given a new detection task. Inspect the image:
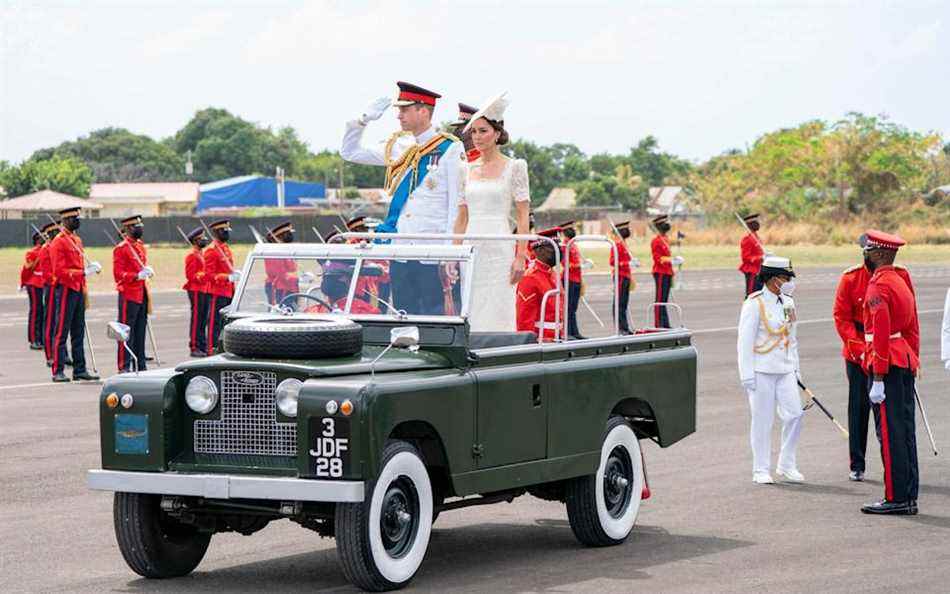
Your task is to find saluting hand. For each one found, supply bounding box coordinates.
[360,97,392,125]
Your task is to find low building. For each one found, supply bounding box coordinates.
[536,187,578,211]
[646,186,691,216]
[0,189,102,220]
[90,182,199,218]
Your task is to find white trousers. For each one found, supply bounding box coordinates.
[748,371,803,474]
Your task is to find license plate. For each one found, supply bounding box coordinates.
[309,417,350,478]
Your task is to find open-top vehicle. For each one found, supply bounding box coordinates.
[88,234,697,591]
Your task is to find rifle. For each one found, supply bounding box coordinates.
[913,384,939,456]
[734,212,767,252]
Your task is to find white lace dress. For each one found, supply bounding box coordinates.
[463,157,531,332]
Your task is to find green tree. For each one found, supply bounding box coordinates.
[0,156,93,197]
[31,128,184,182]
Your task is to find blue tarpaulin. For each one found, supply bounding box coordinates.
[198,175,326,211]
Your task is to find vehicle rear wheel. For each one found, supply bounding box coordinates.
[336,440,433,591]
[565,416,644,547]
[113,492,212,578]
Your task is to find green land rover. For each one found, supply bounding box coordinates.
[88,236,697,591]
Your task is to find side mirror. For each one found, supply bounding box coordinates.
[390,326,419,349]
[107,321,131,342]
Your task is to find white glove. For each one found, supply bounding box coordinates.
[359,97,392,125]
[227,270,242,283]
[672,256,685,266]
[581,258,594,270]
[300,271,315,285]
[631,257,641,268]
[84,261,102,276]
[136,266,154,280]
[741,377,755,392]
[869,381,885,404]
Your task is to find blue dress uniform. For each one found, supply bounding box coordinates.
[341,81,464,315]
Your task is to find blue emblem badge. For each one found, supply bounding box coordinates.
[115,414,149,455]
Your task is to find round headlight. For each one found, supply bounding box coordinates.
[276,378,303,418]
[185,376,218,414]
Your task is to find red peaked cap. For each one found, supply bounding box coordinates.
[530,227,561,249]
[863,229,906,251]
[395,81,441,106]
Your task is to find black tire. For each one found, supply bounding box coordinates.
[113,492,212,578]
[336,440,433,591]
[222,315,362,359]
[565,416,645,547]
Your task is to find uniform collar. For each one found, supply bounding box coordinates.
[763,288,783,304]
[415,126,436,144]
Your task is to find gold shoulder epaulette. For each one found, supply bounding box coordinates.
[842,264,862,274]
[893,264,907,270]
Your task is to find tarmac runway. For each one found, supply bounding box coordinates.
[2,264,950,593]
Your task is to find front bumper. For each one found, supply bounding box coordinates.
[87,469,364,502]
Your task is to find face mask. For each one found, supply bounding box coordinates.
[129,226,143,240]
[779,280,796,296]
[197,239,210,249]
[563,228,576,239]
[619,228,630,239]
[216,229,230,242]
[864,254,875,272]
[657,223,671,233]
[282,231,294,243]
[65,218,80,231]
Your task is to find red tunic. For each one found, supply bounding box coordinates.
[264,258,299,293]
[204,241,235,298]
[305,297,379,315]
[516,261,562,341]
[49,230,87,293]
[113,238,148,303]
[183,247,208,293]
[20,245,44,288]
[651,234,673,275]
[562,243,582,284]
[609,239,632,280]
[862,265,920,376]
[738,232,764,274]
[833,264,914,364]
[37,243,54,287]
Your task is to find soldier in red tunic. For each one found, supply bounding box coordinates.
[450,102,480,162]
[48,207,100,382]
[833,233,915,481]
[183,227,209,357]
[21,231,46,350]
[859,230,920,515]
[113,215,153,372]
[38,222,59,365]
[558,221,586,339]
[739,213,765,297]
[264,221,299,306]
[204,219,240,354]
[516,230,563,341]
[650,215,682,328]
[609,221,636,334]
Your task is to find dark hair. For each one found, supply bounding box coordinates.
[485,118,509,145]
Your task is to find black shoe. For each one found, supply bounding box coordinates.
[190,350,207,358]
[910,500,919,515]
[145,355,155,362]
[52,373,70,382]
[73,371,100,381]
[849,470,865,482]
[29,342,44,350]
[861,499,912,515]
[46,360,52,367]
[64,358,73,367]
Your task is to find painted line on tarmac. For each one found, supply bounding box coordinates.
[692,308,943,335]
[0,380,102,391]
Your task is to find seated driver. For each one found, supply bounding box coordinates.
[305,263,380,315]
[516,230,563,341]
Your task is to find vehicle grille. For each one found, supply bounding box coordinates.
[193,371,297,456]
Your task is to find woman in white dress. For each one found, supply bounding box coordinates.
[452,92,531,332]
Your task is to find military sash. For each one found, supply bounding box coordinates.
[376,134,455,238]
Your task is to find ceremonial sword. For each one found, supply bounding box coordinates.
[797,380,849,438]
[311,226,326,243]
[913,384,939,456]
[734,211,767,252]
[105,220,161,366]
[198,218,236,273]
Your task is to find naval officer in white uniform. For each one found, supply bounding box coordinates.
[341,81,465,315]
[737,256,805,484]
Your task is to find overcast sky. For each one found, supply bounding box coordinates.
[1,0,947,165]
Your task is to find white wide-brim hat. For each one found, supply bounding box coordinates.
[462,91,509,133]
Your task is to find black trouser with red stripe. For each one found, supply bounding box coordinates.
[743,272,762,297]
[50,286,86,376]
[846,360,876,473]
[206,294,232,354]
[567,280,582,337]
[652,273,672,328]
[614,277,631,332]
[44,285,57,362]
[117,293,148,372]
[873,366,918,503]
[187,291,209,353]
[27,285,45,346]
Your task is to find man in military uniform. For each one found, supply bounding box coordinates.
[264,221,299,306]
[183,227,209,357]
[48,207,100,382]
[833,233,915,481]
[737,256,804,484]
[204,219,240,354]
[341,81,465,315]
[608,221,635,334]
[739,213,765,297]
[39,222,59,365]
[113,215,154,372]
[21,230,46,350]
[559,221,586,339]
[516,229,563,341]
[860,230,920,515]
[450,102,479,161]
[651,215,683,328]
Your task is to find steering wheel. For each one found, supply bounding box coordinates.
[279,292,334,312]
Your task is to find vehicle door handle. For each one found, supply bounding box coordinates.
[532,384,542,407]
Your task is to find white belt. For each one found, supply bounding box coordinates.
[535,322,560,330]
[865,332,902,341]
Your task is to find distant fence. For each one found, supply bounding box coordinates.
[0,215,359,248]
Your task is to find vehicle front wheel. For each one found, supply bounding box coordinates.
[113,492,212,578]
[565,416,645,547]
[336,440,433,591]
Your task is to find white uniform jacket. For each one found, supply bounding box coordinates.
[737,289,800,382]
[341,121,464,245]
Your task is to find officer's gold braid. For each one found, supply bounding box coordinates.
[753,296,790,354]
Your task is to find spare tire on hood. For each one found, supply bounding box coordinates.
[222,315,363,359]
